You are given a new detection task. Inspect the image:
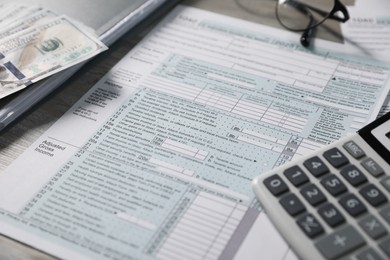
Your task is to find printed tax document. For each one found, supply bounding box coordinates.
[341,0,390,57]
[1,5,390,260]
[340,0,390,117]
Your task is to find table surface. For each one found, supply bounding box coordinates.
[0,0,346,258]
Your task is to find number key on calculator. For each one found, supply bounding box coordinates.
[253,112,390,260]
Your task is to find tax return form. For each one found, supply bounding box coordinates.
[340,0,390,117]
[0,5,390,260]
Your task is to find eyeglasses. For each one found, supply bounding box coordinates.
[275,0,350,47]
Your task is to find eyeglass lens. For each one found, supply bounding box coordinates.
[276,0,335,31]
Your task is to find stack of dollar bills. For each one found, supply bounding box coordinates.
[0,4,107,99]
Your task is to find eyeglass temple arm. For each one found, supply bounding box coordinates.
[329,0,349,22]
[285,0,349,23]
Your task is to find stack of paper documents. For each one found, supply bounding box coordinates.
[0,4,107,99]
[1,4,390,260]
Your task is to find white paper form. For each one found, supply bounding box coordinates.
[1,5,390,260]
[341,0,390,117]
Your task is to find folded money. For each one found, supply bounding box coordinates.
[0,8,57,38]
[0,5,107,99]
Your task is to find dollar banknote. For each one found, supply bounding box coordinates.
[0,6,107,99]
[0,5,43,28]
[0,9,57,38]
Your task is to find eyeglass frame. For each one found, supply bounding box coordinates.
[275,0,350,47]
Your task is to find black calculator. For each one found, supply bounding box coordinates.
[252,112,390,260]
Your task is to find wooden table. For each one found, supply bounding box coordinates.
[0,0,345,258]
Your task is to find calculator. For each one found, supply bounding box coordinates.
[252,112,390,260]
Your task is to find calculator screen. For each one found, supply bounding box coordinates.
[359,112,390,164]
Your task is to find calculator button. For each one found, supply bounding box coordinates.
[359,184,388,207]
[263,175,288,196]
[379,206,390,224]
[359,215,387,239]
[357,248,384,260]
[300,183,326,206]
[323,148,349,168]
[303,156,329,177]
[361,158,385,177]
[296,213,324,238]
[343,141,366,159]
[283,165,309,187]
[315,225,365,260]
[341,165,367,186]
[339,194,367,217]
[379,237,390,257]
[279,193,305,216]
[320,174,347,196]
[318,203,345,227]
[380,176,390,192]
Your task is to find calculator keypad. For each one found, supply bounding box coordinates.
[356,248,383,260]
[379,237,390,257]
[283,166,309,187]
[258,138,390,260]
[318,203,345,227]
[362,158,385,177]
[359,184,388,207]
[297,213,324,238]
[358,215,387,239]
[315,225,366,259]
[380,177,390,192]
[323,148,349,168]
[343,141,365,159]
[341,165,367,186]
[339,194,367,217]
[320,174,347,196]
[263,175,288,196]
[300,184,327,206]
[303,156,329,177]
[279,193,305,216]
